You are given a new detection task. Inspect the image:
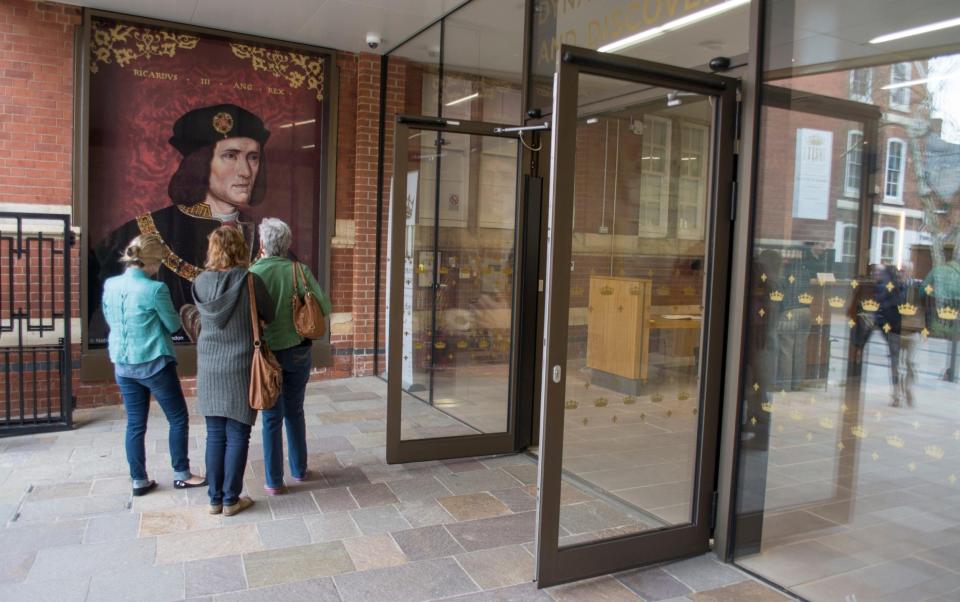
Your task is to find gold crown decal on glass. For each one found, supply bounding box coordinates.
[925,445,945,460]
[828,296,846,308]
[851,425,868,439]
[769,291,784,302]
[886,435,905,448]
[600,285,614,296]
[798,292,814,305]
[861,299,881,312]
[937,306,959,320]
[790,409,804,421]
[565,400,579,410]
[761,401,773,413]
[819,417,834,429]
[897,303,918,316]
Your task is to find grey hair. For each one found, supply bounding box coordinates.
[259,218,292,257]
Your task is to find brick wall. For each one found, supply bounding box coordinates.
[1,3,391,408]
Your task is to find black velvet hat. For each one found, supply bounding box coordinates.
[168,104,270,157]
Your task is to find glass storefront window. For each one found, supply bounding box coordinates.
[732,3,960,601]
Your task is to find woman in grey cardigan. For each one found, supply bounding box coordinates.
[192,226,274,516]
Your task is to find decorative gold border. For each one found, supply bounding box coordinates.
[230,43,325,102]
[178,203,214,219]
[90,19,198,73]
[135,212,203,281]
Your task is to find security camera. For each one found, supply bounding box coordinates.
[709,56,731,72]
[366,33,381,49]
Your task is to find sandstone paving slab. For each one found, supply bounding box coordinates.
[16,493,128,522]
[455,545,535,590]
[662,554,747,592]
[26,481,92,501]
[438,492,511,522]
[502,464,538,485]
[84,512,141,544]
[0,549,37,584]
[334,556,479,602]
[184,555,247,598]
[385,476,453,503]
[491,488,538,513]
[445,511,536,552]
[304,511,360,542]
[90,476,132,496]
[214,576,342,602]
[27,538,157,581]
[343,533,408,571]
[313,436,355,454]
[156,524,261,564]
[391,524,465,561]
[437,469,524,495]
[256,517,311,550]
[547,575,642,601]
[396,500,456,528]
[322,466,371,489]
[266,491,319,518]
[313,487,359,513]
[690,580,794,601]
[141,505,222,536]
[614,567,693,601]
[348,482,398,508]
[242,541,354,588]
[0,518,86,553]
[350,504,412,535]
[438,581,553,601]
[87,563,184,602]
[0,575,90,601]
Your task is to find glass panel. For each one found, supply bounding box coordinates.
[554,74,713,546]
[734,3,960,600]
[399,130,520,439]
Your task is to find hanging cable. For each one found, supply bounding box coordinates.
[517,130,542,152]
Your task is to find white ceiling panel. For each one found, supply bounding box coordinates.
[190,0,327,41]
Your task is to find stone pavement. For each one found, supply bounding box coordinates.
[0,377,795,601]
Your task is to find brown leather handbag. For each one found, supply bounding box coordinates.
[292,262,326,338]
[247,274,282,411]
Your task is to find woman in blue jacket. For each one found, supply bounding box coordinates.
[102,234,206,496]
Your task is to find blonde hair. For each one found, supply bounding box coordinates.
[121,234,164,268]
[205,226,250,270]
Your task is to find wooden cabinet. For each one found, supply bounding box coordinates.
[586,276,653,381]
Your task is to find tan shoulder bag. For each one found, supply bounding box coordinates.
[248,274,282,411]
[292,262,326,338]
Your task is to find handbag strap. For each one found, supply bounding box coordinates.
[247,273,261,348]
[291,260,301,297]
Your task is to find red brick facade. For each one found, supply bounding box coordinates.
[1,2,395,408]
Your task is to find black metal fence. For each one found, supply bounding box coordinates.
[0,212,74,436]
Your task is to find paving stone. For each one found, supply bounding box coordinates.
[397,500,456,528]
[446,511,536,552]
[243,541,354,588]
[28,538,157,581]
[313,436,355,453]
[492,488,538,513]
[547,575,642,601]
[502,464,538,485]
[351,504,412,535]
[615,567,693,601]
[443,459,488,473]
[662,555,747,591]
[90,477,132,496]
[16,494,129,522]
[690,580,793,601]
[0,576,90,602]
[349,482,398,507]
[26,481,92,501]
[84,512,142,543]
[0,519,86,553]
[256,516,311,549]
[456,544,534,590]
[215,577,341,602]
[267,491,320,518]
[184,555,247,598]
[558,501,635,535]
[156,524,262,564]
[386,476,453,502]
[130,490,189,513]
[313,487,359,512]
[334,556,479,602]
[391,525,465,561]
[344,533,408,570]
[304,511,360,542]
[437,469,524,495]
[439,581,552,601]
[141,505,222,536]
[438,492,512,522]
[0,550,37,584]
[322,466,371,488]
[87,563,184,602]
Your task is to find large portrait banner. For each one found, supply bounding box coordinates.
[86,16,330,347]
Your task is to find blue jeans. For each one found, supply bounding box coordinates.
[116,363,191,485]
[261,340,312,488]
[205,416,251,506]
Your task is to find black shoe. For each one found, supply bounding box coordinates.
[174,477,208,489]
[132,480,157,497]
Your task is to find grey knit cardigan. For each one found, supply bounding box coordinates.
[192,268,274,426]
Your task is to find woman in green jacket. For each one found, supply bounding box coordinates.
[250,218,331,494]
[102,234,206,496]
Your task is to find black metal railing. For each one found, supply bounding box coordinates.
[0,212,74,436]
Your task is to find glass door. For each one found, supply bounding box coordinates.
[386,117,530,463]
[536,46,737,586]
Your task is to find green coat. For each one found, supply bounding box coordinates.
[249,256,332,351]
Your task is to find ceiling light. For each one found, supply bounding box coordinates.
[445,92,479,107]
[598,0,750,53]
[667,92,682,107]
[882,72,960,90]
[586,117,599,124]
[870,16,960,44]
[301,144,315,149]
[294,118,316,126]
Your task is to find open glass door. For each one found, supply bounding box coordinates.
[386,117,529,463]
[535,46,737,585]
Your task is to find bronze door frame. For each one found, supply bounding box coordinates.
[535,45,738,587]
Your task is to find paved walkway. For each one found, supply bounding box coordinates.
[0,377,794,601]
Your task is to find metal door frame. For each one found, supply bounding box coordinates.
[535,45,738,587]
